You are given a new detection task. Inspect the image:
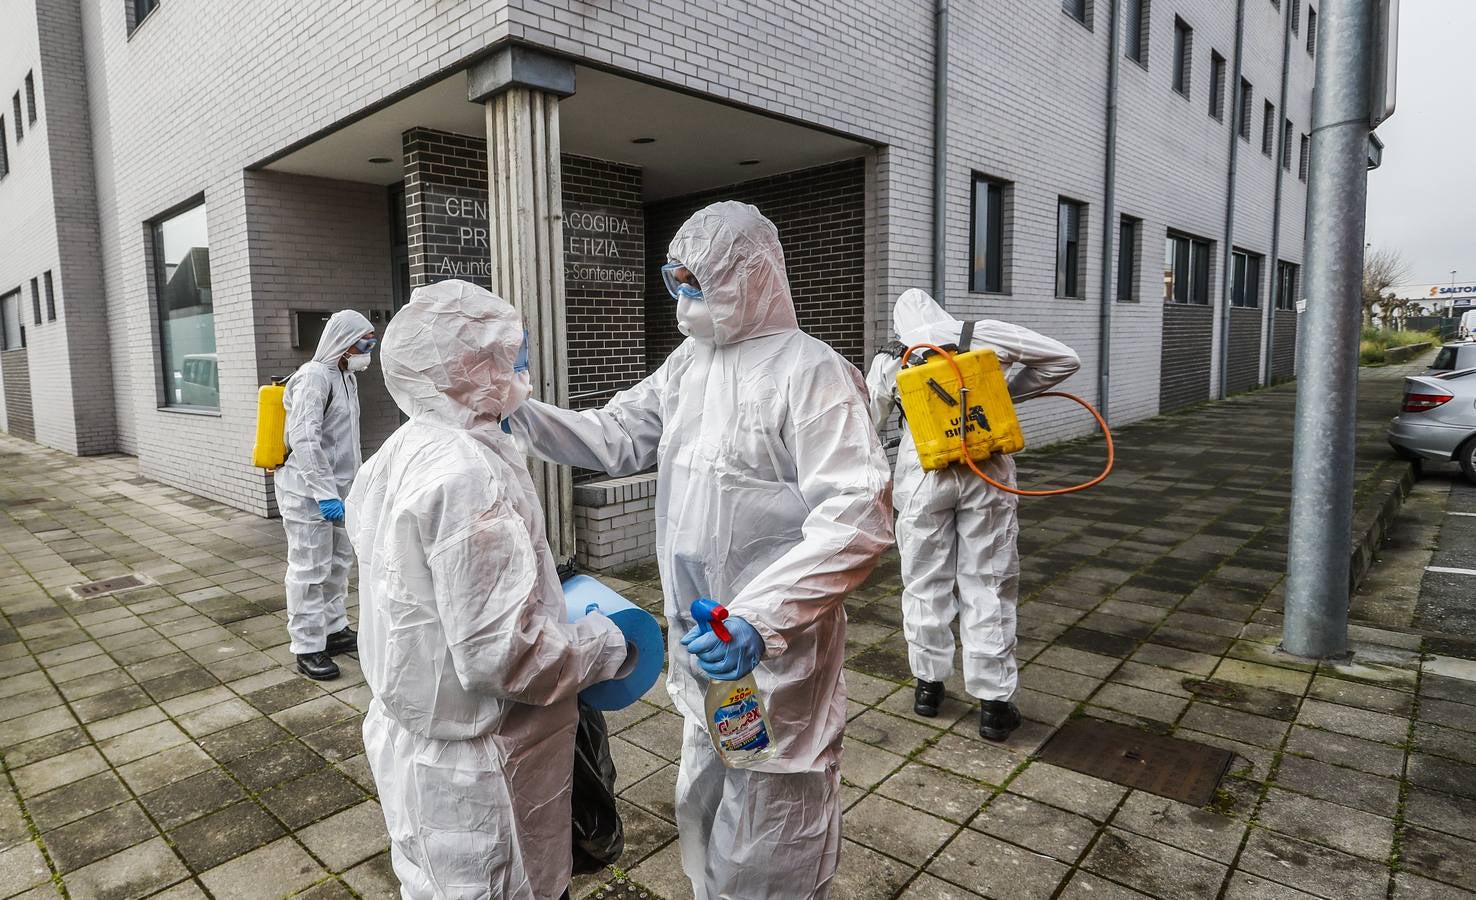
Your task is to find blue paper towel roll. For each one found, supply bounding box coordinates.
[563,575,665,710]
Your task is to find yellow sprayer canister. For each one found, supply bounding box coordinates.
[897,348,1025,471]
[252,383,288,470]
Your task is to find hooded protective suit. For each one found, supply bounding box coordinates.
[274,309,372,655]
[511,202,893,899]
[347,280,628,900]
[865,289,1080,701]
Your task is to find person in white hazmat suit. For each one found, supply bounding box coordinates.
[346,279,630,900]
[865,289,1080,740]
[509,201,894,899]
[275,309,376,682]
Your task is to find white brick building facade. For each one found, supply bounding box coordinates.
[1,0,1313,553]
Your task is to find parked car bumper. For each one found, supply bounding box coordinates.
[1388,416,1472,461]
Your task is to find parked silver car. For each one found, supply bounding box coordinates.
[1429,341,1476,373]
[1388,367,1476,482]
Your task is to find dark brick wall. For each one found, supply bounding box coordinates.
[401,128,646,408]
[643,158,867,373]
[1273,310,1297,380]
[1159,302,1214,413]
[1,350,34,440]
[1226,308,1263,394]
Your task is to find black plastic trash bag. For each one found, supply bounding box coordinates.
[571,701,624,875]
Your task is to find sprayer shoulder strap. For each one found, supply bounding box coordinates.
[959,320,976,353]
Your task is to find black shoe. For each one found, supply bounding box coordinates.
[296,652,340,681]
[979,700,1021,742]
[914,679,945,718]
[325,626,358,655]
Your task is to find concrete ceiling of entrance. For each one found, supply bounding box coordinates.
[262,66,869,200]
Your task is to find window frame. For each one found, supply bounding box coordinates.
[128,0,161,36]
[11,94,22,143]
[149,197,218,412]
[1063,0,1092,29]
[0,288,24,351]
[29,277,41,326]
[1164,231,1213,306]
[1275,261,1300,310]
[968,174,1008,295]
[1307,6,1317,55]
[1299,133,1311,181]
[1056,198,1087,300]
[1262,101,1276,156]
[1125,0,1150,65]
[43,271,55,322]
[1291,0,1302,35]
[1209,51,1226,121]
[24,72,36,124]
[0,116,8,178]
[1172,17,1193,97]
[1237,78,1254,141]
[1117,215,1141,303]
[1230,249,1263,308]
[1282,119,1294,170]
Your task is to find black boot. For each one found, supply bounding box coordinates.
[979,700,1021,742]
[296,651,340,681]
[325,626,358,655]
[914,679,945,718]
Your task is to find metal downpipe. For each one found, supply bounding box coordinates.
[933,0,950,304]
[1097,0,1123,422]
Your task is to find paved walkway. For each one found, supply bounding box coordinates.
[1,360,1473,899]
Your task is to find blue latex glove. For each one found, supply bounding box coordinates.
[318,499,345,522]
[680,615,764,681]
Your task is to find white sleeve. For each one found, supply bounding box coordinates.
[970,321,1082,401]
[284,368,340,501]
[508,360,671,476]
[864,353,901,430]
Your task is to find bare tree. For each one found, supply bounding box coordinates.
[1362,245,1411,327]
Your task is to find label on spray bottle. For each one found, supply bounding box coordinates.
[711,683,771,754]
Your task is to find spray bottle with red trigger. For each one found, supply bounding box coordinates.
[691,598,776,768]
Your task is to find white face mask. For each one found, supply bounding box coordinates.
[676,296,716,343]
[346,353,373,373]
[503,370,532,417]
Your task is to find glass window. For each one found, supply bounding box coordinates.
[44,271,55,321]
[152,202,217,409]
[1307,7,1317,55]
[11,94,21,143]
[1231,249,1263,308]
[1262,101,1276,155]
[1291,0,1301,34]
[24,72,36,124]
[30,277,41,326]
[1172,18,1193,96]
[1125,0,1149,63]
[1299,134,1311,181]
[1209,51,1226,120]
[1281,120,1293,169]
[1165,232,1212,305]
[1063,0,1088,25]
[970,176,1006,294]
[1238,78,1253,140]
[0,116,8,178]
[1,289,23,350]
[1276,261,1300,310]
[1117,216,1139,302]
[1056,199,1085,299]
[133,0,158,27]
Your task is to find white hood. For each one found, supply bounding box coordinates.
[666,201,799,347]
[312,309,373,366]
[892,288,968,349]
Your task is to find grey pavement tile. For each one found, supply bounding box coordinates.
[1152,626,1236,657]
[139,668,220,704]
[300,716,365,763]
[59,669,135,702]
[141,768,248,831]
[48,654,120,685]
[297,801,390,874]
[1419,697,1476,734]
[1307,674,1414,716]
[12,746,109,797]
[260,768,366,830]
[84,706,168,743]
[1236,829,1389,900]
[290,879,356,900]
[99,720,190,767]
[4,726,90,768]
[610,737,665,792]
[225,740,326,792]
[73,686,153,725]
[169,801,286,873]
[1284,725,1408,777]
[269,695,357,738]
[198,836,325,900]
[198,716,292,763]
[1108,660,1196,697]
[877,763,993,824]
[1057,871,1154,899]
[1401,826,1476,892]
[839,739,907,790]
[41,801,157,873]
[1272,754,1401,817]
[4,706,79,747]
[241,678,325,716]
[1174,728,1277,782]
[1296,698,1410,746]
[614,709,685,763]
[1393,872,1476,899]
[0,841,52,895]
[971,793,1096,863]
[1019,663,1102,701]
[1033,646,1121,679]
[917,733,1025,787]
[1406,787,1476,842]
[626,840,693,900]
[829,838,916,900]
[1014,688,1076,726]
[1213,658,1314,695]
[1221,871,1325,899]
[620,764,678,824]
[1422,673,1476,708]
[1007,762,1127,823]
[1089,682,1189,724]
[928,829,1068,900]
[1179,701,1292,749]
[336,755,378,798]
[1408,753,1476,801]
[1109,790,1247,863]
[175,697,260,739]
[61,837,190,900]
[845,794,956,866]
[36,643,103,667]
[0,670,50,700]
[341,852,400,900]
[1255,788,1395,861]
[207,652,277,684]
[1082,827,1228,898]
[896,873,985,899]
[118,734,215,790]
[1414,721,1476,766]
[27,771,131,833]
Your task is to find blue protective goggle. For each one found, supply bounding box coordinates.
[514,331,529,374]
[661,261,703,301]
[354,337,377,354]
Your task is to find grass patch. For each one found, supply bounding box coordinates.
[1361,327,1441,366]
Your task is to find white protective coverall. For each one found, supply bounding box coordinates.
[511,202,893,900]
[347,279,628,900]
[865,289,1080,701]
[274,309,372,655]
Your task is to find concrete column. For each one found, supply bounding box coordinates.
[471,48,577,563]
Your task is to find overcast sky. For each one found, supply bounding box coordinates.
[1364,0,1476,290]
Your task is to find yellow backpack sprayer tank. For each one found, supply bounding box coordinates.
[251,381,288,470]
[897,321,1115,496]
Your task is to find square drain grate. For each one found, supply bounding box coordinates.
[1038,717,1232,806]
[70,574,149,600]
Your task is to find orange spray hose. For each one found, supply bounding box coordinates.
[903,343,1115,497]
